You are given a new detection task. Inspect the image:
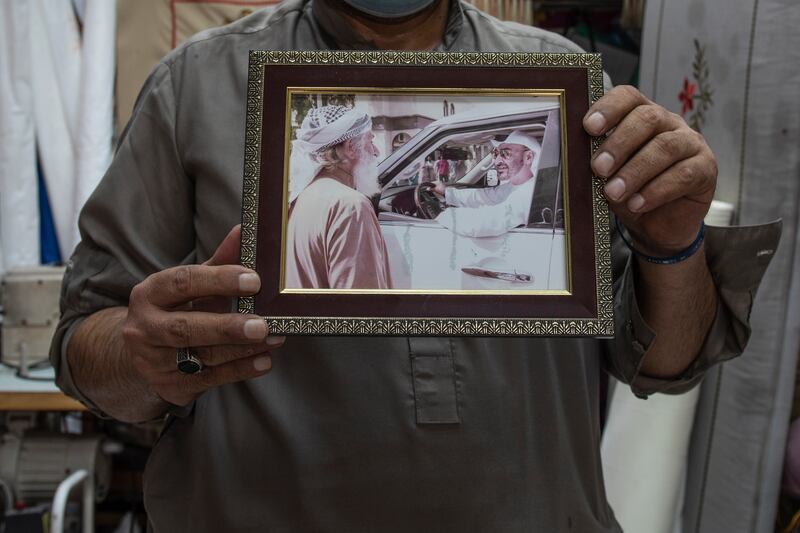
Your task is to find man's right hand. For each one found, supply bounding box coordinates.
[121,225,285,407]
[431,180,447,196]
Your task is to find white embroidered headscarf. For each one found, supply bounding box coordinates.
[288,105,372,203]
[490,130,542,178]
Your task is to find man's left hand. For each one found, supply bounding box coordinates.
[583,85,717,256]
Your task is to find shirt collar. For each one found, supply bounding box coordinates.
[310,0,464,51]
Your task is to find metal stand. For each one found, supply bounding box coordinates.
[50,469,94,533]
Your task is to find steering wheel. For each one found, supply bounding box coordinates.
[414,182,446,219]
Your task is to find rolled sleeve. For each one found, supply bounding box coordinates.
[49,61,196,418]
[51,244,139,418]
[606,220,782,398]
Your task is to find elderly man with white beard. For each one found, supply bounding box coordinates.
[285,104,391,290]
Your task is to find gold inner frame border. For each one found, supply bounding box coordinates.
[279,87,571,297]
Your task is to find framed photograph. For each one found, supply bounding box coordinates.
[238,50,612,337]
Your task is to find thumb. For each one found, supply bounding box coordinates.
[205,224,242,266]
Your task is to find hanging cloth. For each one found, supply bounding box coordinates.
[0,2,39,275]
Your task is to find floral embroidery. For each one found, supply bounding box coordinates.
[679,78,696,115]
[679,39,713,132]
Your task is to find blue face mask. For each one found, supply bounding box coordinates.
[341,0,438,18]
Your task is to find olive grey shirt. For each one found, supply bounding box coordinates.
[50,1,780,531]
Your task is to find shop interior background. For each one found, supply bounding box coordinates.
[0,1,797,532]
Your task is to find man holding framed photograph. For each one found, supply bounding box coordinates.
[51,0,779,531]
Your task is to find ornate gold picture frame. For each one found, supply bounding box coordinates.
[238,50,612,337]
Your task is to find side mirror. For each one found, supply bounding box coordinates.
[486,169,498,187]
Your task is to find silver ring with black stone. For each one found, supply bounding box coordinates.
[176,347,203,375]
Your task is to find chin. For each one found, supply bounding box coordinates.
[353,163,380,196]
[356,180,380,197]
[352,146,381,196]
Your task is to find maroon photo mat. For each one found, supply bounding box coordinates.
[255,64,597,320]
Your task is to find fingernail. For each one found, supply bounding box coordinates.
[627,194,645,212]
[239,273,260,293]
[253,355,272,372]
[585,112,606,134]
[244,318,267,340]
[604,177,626,201]
[593,152,614,177]
[266,335,286,348]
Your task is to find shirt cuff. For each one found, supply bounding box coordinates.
[52,312,194,421]
[50,241,197,422]
[609,220,782,398]
[52,315,113,418]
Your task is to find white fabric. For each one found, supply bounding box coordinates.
[288,148,323,205]
[29,0,82,261]
[72,0,116,253]
[39,0,82,141]
[0,2,39,275]
[435,178,535,237]
[602,383,701,533]
[0,0,116,269]
[71,0,87,23]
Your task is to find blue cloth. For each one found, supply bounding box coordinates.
[37,155,62,264]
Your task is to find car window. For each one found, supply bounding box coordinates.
[385,132,494,189]
[382,127,541,191]
[527,165,564,230]
[378,121,563,233]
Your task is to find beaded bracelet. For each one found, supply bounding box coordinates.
[615,218,705,265]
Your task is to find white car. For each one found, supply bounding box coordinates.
[376,100,568,292]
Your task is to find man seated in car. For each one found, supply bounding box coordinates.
[431,130,540,237]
